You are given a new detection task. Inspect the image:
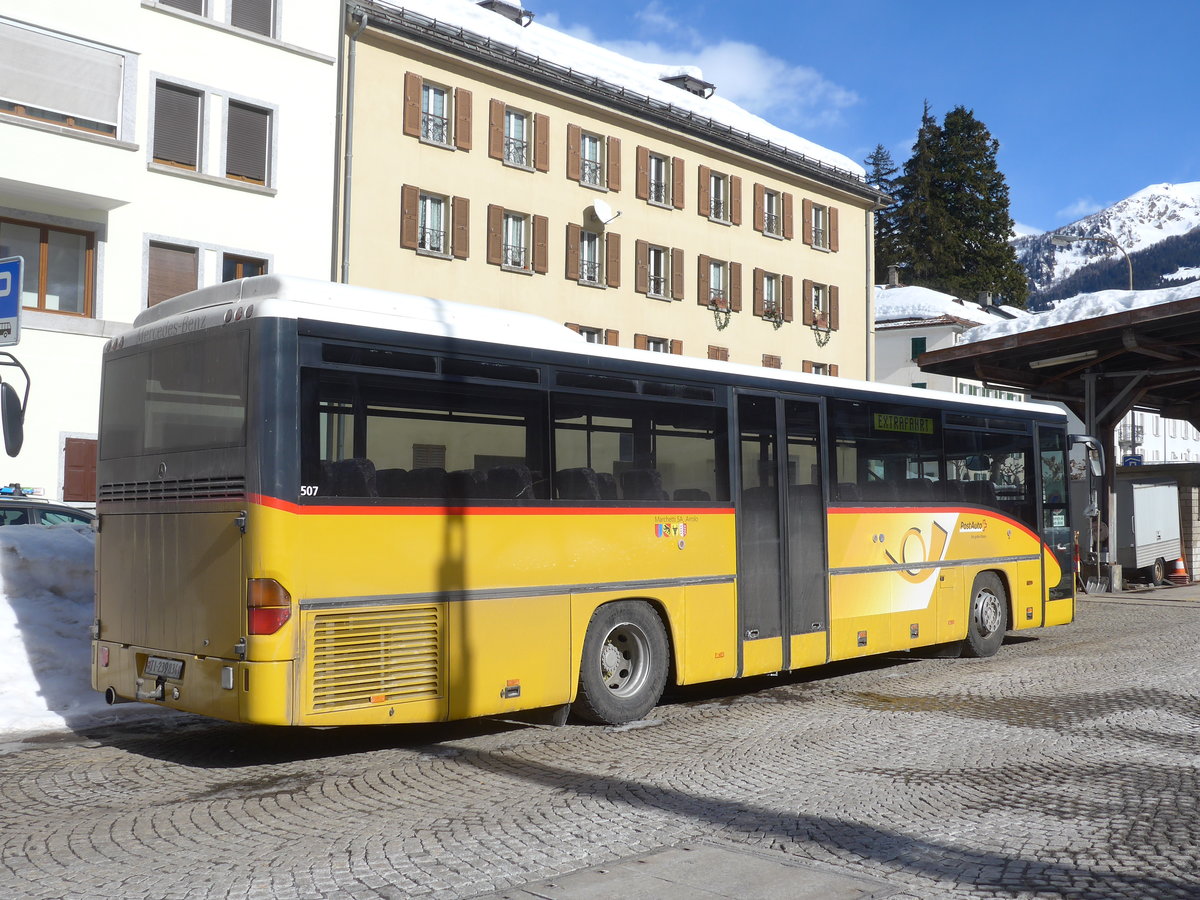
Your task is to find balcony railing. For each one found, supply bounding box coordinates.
[648,181,667,204]
[580,158,602,186]
[763,212,780,235]
[504,136,529,166]
[647,274,666,297]
[418,226,445,253]
[421,112,449,144]
[709,198,725,220]
[579,259,600,283]
[502,243,527,269]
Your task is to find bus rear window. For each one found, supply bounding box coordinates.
[100,331,248,459]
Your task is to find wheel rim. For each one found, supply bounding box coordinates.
[973,588,1003,637]
[597,622,651,698]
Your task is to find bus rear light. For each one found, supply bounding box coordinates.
[247,578,292,635]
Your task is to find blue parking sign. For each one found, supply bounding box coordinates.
[0,256,22,347]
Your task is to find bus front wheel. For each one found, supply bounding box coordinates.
[963,573,1008,658]
[574,601,668,725]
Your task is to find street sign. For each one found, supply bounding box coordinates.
[0,256,23,347]
[1123,454,1143,466]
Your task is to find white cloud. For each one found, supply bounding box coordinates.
[1012,222,1042,238]
[1056,197,1104,221]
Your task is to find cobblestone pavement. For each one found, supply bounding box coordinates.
[2,597,1198,900]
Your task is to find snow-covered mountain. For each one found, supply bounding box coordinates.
[1015,182,1200,309]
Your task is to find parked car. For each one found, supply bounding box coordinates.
[0,496,95,527]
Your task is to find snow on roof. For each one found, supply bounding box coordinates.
[962,281,1200,345]
[379,0,864,178]
[874,285,1004,327]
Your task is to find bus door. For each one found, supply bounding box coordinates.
[1037,424,1073,620]
[735,394,828,676]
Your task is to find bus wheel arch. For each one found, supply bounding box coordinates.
[963,570,1009,658]
[573,598,671,725]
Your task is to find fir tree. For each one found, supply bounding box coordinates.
[891,101,953,289]
[864,144,901,281]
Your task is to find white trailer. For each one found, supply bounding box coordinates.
[1116,478,1181,583]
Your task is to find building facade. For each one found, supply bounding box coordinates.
[339,1,884,377]
[0,0,339,501]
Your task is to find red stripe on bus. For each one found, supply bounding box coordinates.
[249,494,735,517]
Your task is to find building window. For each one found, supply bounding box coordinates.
[637,147,683,209]
[802,279,838,331]
[222,253,266,281]
[911,336,927,360]
[763,273,780,317]
[419,193,446,254]
[225,100,270,184]
[647,246,668,298]
[647,337,669,353]
[421,83,450,145]
[488,205,546,273]
[708,259,726,306]
[502,212,527,269]
[762,190,781,236]
[578,326,603,343]
[504,109,529,167]
[1,217,94,316]
[912,382,927,389]
[812,204,828,249]
[579,230,601,284]
[648,153,668,204]
[230,0,273,37]
[699,166,740,224]
[147,240,197,307]
[709,172,727,221]
[0,22,126,139]
[153,82,202,171]
[803,361,839,377]
[753,269,792,322]
[580,132,602,187]
[635,334,681,354]
[803,198,839,251]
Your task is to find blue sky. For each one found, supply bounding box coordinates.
[535,0,1200,235]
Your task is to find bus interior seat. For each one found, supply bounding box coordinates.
[557,467,600,500]
[860,479,898,502]
[621,468,669,501]
[960,480,997,507]
[836,482,860,502]
[376,467,409,497]
[595,472,619,500]
[406,467,448,498]
[903,477,936,501]
[448,468,487,499]
[320,458,378,497]
[485,464,533,499]
[673,488,711,501]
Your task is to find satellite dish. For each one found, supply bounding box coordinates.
[590,198,620,225]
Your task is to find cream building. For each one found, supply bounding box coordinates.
[0,0,340,501]
[339,0,885,376]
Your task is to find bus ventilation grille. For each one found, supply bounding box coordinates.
[311,605,442,711]
[98,477,247,502]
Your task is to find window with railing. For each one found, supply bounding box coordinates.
[419,194,446,254]
[647,246,667,297]
[709,172,726,221]
[762,274,779,317]
[648,154,668,204]
[579,231,601,284]
[420,84,450,145]
[504,110,529,166]
[762,190,780,236]
[580,132,602,187]
[812,203,829,249]
[502,212,528,269]
[709,260,726,306]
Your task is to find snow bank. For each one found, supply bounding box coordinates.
[963,281,1200,344]
[0,525,169,739]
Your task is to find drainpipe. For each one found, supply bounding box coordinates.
[865,204,877,381]
[338,7,369,284]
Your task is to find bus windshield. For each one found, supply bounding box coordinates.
[100,330,248,459]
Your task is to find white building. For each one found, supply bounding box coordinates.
[0,0,340,501]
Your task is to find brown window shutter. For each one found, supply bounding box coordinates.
[153,82,201,169]
[698,165,711,216]
[802,360,814,374]
[802,278,815,326]
[783,192,795,240]
[708,346,728,361]
[634,333,649,351]
[730,175,742,226]
[533,214,549,273]
[565,223,580,280]
[63,437,97,502]
[404,73,422,138]
[534,113,550,171]
[634,239,648,294]
[752,267,764,317]
[604,329,619,346]
[452,196,470,259]
[605,232,621,288]
[697,254,710,306]
[566,123,581,181]
[488,99,504,159]
[671,247,684,300]
[802,198,813,245]
[606,136,621,191]
[763,355,782,369]
[147,242,198,306]
[782,274,794,322]
[635,146,649,200]
[486,204,503,265]
[564,322,581,333]
[400,184,420,250]
[829,285,840,330]
[753,184,764,233]
[830,364,840,377]
[226,101,270,183]
[672,157,685,209]
[829,206,840,252]
[454,88,472,151]
[669,339,683,355]
[729,261,742,312]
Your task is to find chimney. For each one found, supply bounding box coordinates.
[887,265,900,288]
[476,0,534,26]
[977,291,993,307]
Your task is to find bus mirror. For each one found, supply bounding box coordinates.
[1,382,23,458]
[1069,434,1104,477]
[964,454,990,471]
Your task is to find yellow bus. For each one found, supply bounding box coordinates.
[93,276,1090,726]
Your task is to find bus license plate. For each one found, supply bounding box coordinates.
[144,656,184,679]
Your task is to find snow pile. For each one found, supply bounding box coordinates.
[963,281,1200,344]
[390,0,863,176]
[875,284,1007,326]
[0,525,166,738]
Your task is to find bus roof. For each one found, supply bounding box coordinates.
[126,275,1062,420]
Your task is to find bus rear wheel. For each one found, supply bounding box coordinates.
[574,601,668,725]
[963,573,1008,658]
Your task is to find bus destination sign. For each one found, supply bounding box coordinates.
[873,413,933,435]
